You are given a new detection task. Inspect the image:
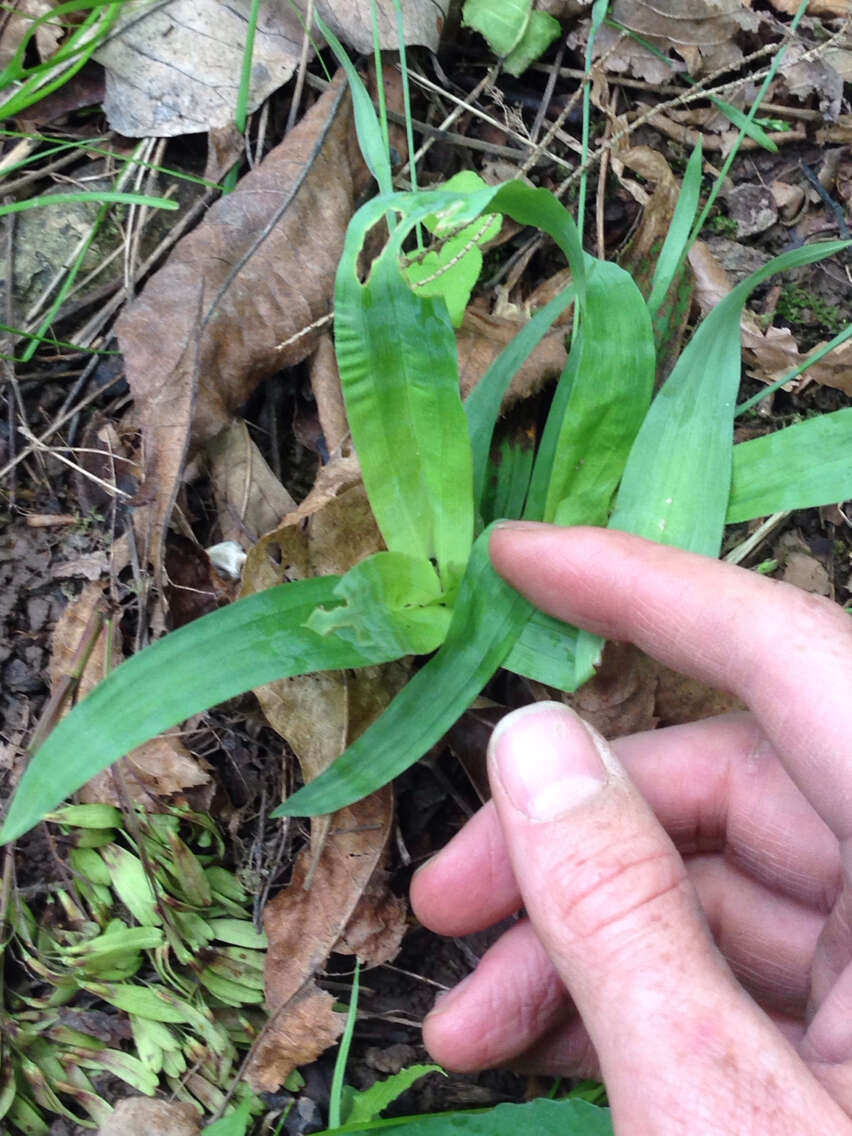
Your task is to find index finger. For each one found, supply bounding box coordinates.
[491,523,852,842]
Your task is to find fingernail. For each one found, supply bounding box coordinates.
[427,973,473,1018]
[489,702,608,821]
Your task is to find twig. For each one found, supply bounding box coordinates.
[286,0,315,136]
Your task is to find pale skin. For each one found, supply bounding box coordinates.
[410,523,852,1135]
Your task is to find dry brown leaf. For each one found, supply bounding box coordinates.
[246,787,397,1090]
[610,0,759,55]
[97,1098,199,1136]
[94,1,307,136]
[207,420,297,546]
[117,75,369,571]
[652,664,744,725]
[248,984,343,1093]
[769,0,849,16]
[51,583,210,808]
[458,305,568,405]
[310,332,350,455]
[316,0,450,53]
[335,876,407,965]
[562,642,659,739]
[0,0,60,71]
[689,240,852,395]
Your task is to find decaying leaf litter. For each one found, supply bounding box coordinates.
[0,0,851,1131]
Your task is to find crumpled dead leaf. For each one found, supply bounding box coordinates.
[315,0,449,53]
[689,240,852,395]
[51,583,210,808]
[207,420,297,547]
[117,75,368,572]
[94,0,449,136]
[0,0,59,71]
[246,787,403,1090]
[610,0,759,74]
[97,1097,199,1136]
[457,303,568,405]
[94,1,305,136]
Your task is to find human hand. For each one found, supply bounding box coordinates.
[410,524,852,1134]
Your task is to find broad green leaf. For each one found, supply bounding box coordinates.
[345,1067,444,1125]
[462,0,531,56]
[273,526,533,817]
[307,552,451,656]
[504,609,579,691]
[335,206,474,588]
[727,408,852,523]
[316,15,392,195]
[609,240,851,557]
[504,10,562,76]
[466,286,575,517]
[709,96,778,151]
[405,172,501,327]
[0,578,418,845]
[647,142,703,318]
[317,1096,613,1134]
[547,259,655,526]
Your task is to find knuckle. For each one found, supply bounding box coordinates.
[547,830,690,954]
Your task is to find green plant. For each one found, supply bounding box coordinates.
[0,0,128,120]
[2,8,852,842]
[0,805,265,1132]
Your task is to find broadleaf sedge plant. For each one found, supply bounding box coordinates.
[2,2,851,842]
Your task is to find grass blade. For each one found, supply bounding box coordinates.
[0,191,178,217]
[0,579,418,844]
[728,408,852,523]
[609,240,851,557]
[316,13,393,195]
[647,141,702,318]
[272,526,533,818]
[466,286,574,517]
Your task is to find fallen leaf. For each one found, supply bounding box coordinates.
[457,304,568,405]
[723,184,778,239]
[689,240,852,395]
[117,74,369,571]
[248,984,343,1094]
[782,551,832,595]
[0,0,60,71]
[562,642,659,739]
[610,0,759,73]
[97,1098,199,1136]
[207,419,297,546]
[94,0,307,136]
[769,0,849,17]
[581,22,684,85]
[310,332,350,455]
[246,787,397,1090]
[652,665,744,725]
[316,0,450,53]
[51,583,210,809]
[781,40,845,120]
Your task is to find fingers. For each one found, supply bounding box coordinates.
[419,848,822,1075]
[478,701,846,1131]
[411,713,839,938]
[490,524,852,843]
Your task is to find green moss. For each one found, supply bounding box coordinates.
[777,285,845,333]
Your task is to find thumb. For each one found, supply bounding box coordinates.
[487,702,829,1132]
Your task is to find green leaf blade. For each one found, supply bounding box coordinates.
[0,579,414,845]
[728,407,852,523]
[273,526,533,818]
